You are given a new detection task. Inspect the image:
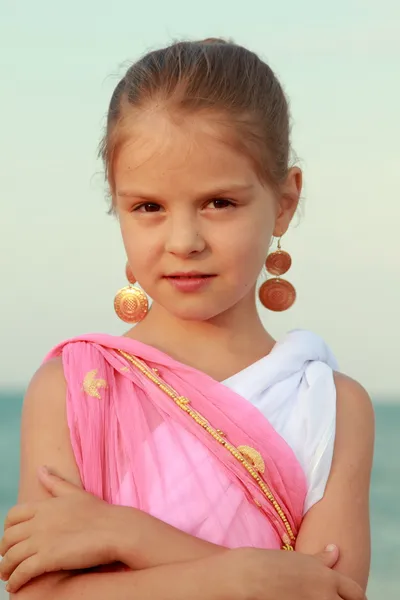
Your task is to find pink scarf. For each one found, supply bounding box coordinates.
[45,333,307,550]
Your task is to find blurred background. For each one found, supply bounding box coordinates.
[1,0,399,597]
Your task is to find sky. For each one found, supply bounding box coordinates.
[1,0,399,398]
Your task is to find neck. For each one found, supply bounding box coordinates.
[125,293,275,380]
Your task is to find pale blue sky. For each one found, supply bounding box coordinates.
[1,0,399,397]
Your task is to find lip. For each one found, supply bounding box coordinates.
[165,271,214,277]
[163,272,216,293]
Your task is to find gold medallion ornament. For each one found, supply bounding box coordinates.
[259,237,296,312]
[114,262,149,323]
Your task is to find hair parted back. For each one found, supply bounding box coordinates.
[99,37,293,207]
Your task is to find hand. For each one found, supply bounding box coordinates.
[215,546,365,600]
[0,467,120,593]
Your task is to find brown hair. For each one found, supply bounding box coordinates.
[99,37,293,206]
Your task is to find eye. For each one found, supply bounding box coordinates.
[207,198,235,209]
[133,203,162,213]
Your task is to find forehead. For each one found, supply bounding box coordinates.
[113,110,259,193]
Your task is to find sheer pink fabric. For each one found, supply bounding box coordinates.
[45,334,307,549]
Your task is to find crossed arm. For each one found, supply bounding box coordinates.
[1,359,374,599]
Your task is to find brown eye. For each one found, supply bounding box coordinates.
[209,198,235,209]
[134,203,162,212]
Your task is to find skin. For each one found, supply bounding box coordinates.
[114,110,297,376]
[0,108,373,599]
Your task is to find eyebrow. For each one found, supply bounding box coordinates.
[117,183,255,202]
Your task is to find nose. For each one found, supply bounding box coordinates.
[164,213,206,257]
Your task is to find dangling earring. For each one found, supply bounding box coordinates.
[259,236,296,311]
[114,263,149,323]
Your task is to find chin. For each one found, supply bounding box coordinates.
[163,300,227,322]
[170,308,218,322]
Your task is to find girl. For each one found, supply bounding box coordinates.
[0,38,373,599]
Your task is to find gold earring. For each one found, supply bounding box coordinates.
[114,263,149,323]
[259,237,296,311]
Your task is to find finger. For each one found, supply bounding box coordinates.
[0,541,35,583]
[3,504,36,530]
[6,554,42,594]
[38,466,81,497]
[338,575,366,600]
[314,544,340,568]
[0,522,31,557]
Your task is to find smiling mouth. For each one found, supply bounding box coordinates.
[163,272,216,292]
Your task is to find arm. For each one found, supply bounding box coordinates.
[9,358,226,599]
[295,372,375,592]
[11,555,235,600]
[9,361,366,600]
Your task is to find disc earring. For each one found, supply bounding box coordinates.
[113,263,149,323]
[259,237,296,312]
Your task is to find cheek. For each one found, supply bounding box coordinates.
[118,218,156,271]
[234,234,269,281]
[119,219,135,259]
[223,217,272,278]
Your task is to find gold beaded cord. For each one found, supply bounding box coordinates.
[117,349,296,549]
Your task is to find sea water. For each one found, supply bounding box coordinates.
[0,392,399,599]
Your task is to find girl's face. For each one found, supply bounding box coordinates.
[113,110,301,322]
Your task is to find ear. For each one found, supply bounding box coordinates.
[273,167,302,237]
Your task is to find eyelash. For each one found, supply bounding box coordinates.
[209,198,236,210]
[133,203,161,213]
[132,198,236,213]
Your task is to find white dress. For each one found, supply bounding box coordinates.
[222,329,338,514]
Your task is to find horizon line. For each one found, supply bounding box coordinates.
[0,387,399,404]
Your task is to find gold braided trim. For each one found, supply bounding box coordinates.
[117,349,296,548]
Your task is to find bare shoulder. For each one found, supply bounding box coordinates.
[25,356,66,400]
[333,371,374,408]
[18,357,82,503]
[333,371,375,449]
[21,357,68,451]
[329,371,375,500]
